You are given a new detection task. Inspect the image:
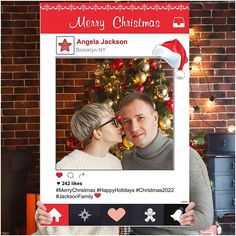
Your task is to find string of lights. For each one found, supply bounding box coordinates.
[190,28,215,110]
[189,28,235,135]
[189,28,217,137]
[190,82,217,132]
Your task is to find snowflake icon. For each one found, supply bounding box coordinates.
[78,208,92,222]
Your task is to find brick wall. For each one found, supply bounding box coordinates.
[1,1,235,194]
[1,1,40,193]
[56,58,98,161]
[189,2,235,139]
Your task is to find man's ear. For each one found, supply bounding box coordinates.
[153,111,158,122]
[93,129,102,140]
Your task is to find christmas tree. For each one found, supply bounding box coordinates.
[68,58,174,158]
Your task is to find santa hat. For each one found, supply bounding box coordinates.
[152,39,188,79]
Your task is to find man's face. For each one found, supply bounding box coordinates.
[120,99,158,148]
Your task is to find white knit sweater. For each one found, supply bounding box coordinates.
[57,149,122,170]
[35,150,122,235]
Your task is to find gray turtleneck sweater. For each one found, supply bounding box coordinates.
[121,131,213,235]
[122,130,173,170]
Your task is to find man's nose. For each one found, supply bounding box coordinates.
[130,120,139,132]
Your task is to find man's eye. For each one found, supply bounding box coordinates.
[122,120,129,125]
[138,117,144,121]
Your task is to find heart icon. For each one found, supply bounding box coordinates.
[107,208,126,222]
[94,193,101,198]
[57,182,60,185]
[56,172,63,178]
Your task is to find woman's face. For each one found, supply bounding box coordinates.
[99,115,123,145]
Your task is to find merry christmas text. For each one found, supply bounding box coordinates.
[69,16,160,31]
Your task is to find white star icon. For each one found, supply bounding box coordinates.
[78,208,92,222]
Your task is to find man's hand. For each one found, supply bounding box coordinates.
[35,201,52,225]
[179,202,195,226]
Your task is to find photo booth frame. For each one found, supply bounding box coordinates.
[40,2,190,226]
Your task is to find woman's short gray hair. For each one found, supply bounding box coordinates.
[71,103,114,145]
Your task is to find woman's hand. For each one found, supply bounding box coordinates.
[35,201,52,225]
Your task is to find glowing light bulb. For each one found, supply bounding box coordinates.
[227,125,235,133]
[189,107,195,113]
[206,96,215,107]
[189,28,195,37]
[194,56,202,64]
[206,100,214,107]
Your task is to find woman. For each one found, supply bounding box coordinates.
[35,103,123,235]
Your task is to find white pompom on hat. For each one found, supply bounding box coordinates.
[152,39,188,79]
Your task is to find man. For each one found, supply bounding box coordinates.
[119,92,213,235]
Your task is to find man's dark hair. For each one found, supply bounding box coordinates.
[119,92,155,111]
